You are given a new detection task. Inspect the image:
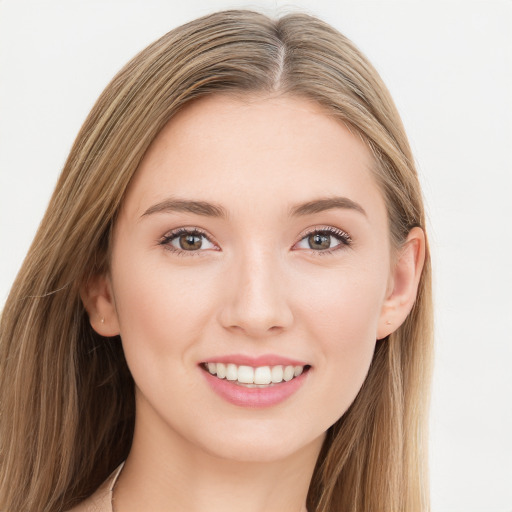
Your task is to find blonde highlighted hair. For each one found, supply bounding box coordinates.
[0,10,433,512]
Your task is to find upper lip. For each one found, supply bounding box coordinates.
[200,353,310,367]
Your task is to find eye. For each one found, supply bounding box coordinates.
[159,228,218,255]
[293,227,352,254]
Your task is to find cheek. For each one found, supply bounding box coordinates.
[110,250,219,378]
[292,261,388,421]
[295,258,388,341]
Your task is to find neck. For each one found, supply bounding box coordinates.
[114,398,323,512]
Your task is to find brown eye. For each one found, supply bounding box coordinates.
[308,233,331,250]
[294,227,352,254]
[179,233,203,250]
[160,228,217,254]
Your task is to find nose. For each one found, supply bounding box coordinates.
[218,251,294,338]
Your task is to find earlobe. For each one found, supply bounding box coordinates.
[80,273,120,337]
[377,227,426,340]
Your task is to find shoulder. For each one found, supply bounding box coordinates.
[65,464,124,512]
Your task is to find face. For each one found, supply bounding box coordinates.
[106,94,395,462]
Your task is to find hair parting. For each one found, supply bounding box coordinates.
[0,9,433,512]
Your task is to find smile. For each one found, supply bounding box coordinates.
[201,362,309,387]
[200,359,311,408]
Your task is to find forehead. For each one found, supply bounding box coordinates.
[122,93,385,224]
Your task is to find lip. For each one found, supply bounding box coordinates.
[199,356,311,408]
[200,353,309,367]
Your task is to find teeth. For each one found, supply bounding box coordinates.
[238,365,254,384]
[283,365,295,382]
[204,362,307,385]
[254,366,271,385]
[226,363,237,381]
[271,365,283,383]
[216,363,226,379]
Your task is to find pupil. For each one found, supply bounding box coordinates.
[180,233,202,250]
[309,233,330,250]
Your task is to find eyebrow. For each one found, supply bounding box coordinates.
[142,198,228,218]
[141,195,366,219]
[289,196,367,217]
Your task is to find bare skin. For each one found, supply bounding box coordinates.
[81,93,425,512]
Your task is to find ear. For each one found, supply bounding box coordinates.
[80,273,120,337]
[377,227,426,340]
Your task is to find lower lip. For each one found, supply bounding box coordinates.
[201,367,309,408]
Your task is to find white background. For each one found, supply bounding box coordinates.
[0,1,511,511]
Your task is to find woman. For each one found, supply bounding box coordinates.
[0,9,433,512]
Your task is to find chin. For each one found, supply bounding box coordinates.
[185,418,327,464]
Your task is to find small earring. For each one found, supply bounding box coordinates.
[100,317,105,324]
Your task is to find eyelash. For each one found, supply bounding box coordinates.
[296,226,352,256]
[159,227,217,258]
[158,226,352,257]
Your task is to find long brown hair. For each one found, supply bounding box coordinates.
[0,10,433,511]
